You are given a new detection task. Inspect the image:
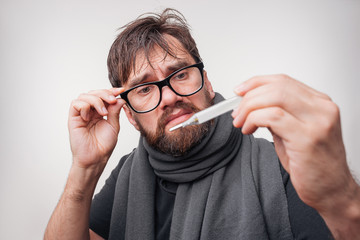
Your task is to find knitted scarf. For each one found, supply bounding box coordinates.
[108,93,293,240]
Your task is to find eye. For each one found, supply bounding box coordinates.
[173,71,188,80]
[140,87,150,93]
[135,85,154,95]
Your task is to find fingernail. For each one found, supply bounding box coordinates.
[102,107,108,114]
[112,88,124,94]
[109,95,116,101]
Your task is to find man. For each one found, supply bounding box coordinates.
[44,8,360,239]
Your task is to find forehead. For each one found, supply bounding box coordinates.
[129,35,195,79]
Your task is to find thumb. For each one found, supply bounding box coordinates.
[107,99,126,132]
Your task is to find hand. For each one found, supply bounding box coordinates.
[231,74,355,211]
[68,88,125,170]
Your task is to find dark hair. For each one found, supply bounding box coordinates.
[107,8,202,87]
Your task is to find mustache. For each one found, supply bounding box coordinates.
[158,101,201,129]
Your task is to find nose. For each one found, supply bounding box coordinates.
[158,86,183,110]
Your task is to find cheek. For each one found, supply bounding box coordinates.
[191,91,213,109]
[134,112,159,131]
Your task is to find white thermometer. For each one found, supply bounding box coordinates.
[169,96,242,131]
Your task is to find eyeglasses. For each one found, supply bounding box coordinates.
[119,62,204,113]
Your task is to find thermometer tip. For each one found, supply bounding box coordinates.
[169,124,182,132]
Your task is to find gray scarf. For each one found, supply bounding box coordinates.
[108,93,293,240]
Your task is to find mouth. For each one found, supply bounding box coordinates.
[164,109,194,130]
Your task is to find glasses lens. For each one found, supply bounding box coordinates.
[170,66,203,95]
[126,64,203,113]
[127,84,160,112]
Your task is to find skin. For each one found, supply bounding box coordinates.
[44,38,215,240]
[232,75,360,239]
[44,37,360,239]
[44,87,126,240]
[122,37,215,135]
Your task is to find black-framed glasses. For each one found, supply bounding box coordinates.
[119,62,204,113]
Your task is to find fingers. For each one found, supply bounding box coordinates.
[70,88,124,122]
[237,106,305,171]
[107,98,126,131]
[232,74,342,148]
[231,74,343,169]
[232,83,308,127]
[239,106,300,137]
[231,74,351,214]
[232,74,333,129]
[235,74,324,98]
[71,99,91,121]
[234,74,287,95]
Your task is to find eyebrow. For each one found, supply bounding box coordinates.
[127,60,192,89]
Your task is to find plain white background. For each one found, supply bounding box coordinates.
[1,0,359,239]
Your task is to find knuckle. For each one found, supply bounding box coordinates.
[321,92,332,101]
[308,102,340,145]
[269,107,285,122]
[78,93,88,99]
[94,98,104,107]
[325,105,340,131]
[327,101,340,118]
[321,102,340,129]
[247,75,263,86]
[89,89,108,96]
[278,73,289,80]
[88,89,101,94]
[274,74,291,84]
[246,110,256,122]
[71,99,82,109]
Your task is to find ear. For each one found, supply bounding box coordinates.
[203,70,215,99]
[123,104,140,131]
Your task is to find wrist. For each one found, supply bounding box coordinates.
[343,181,360,221]
[64,163,105,202]
[321,177,360,217]
[72,153,110,171]
[318,178,360,238]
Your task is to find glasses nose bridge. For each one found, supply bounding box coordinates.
[157,76,176,95]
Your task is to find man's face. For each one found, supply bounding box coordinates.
[123,36,215,155]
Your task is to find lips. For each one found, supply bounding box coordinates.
[165,109,194,128]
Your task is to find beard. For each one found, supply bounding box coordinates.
[135,92,214,156]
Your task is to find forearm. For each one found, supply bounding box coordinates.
[44,163,104,240]
[319,178,360,239]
